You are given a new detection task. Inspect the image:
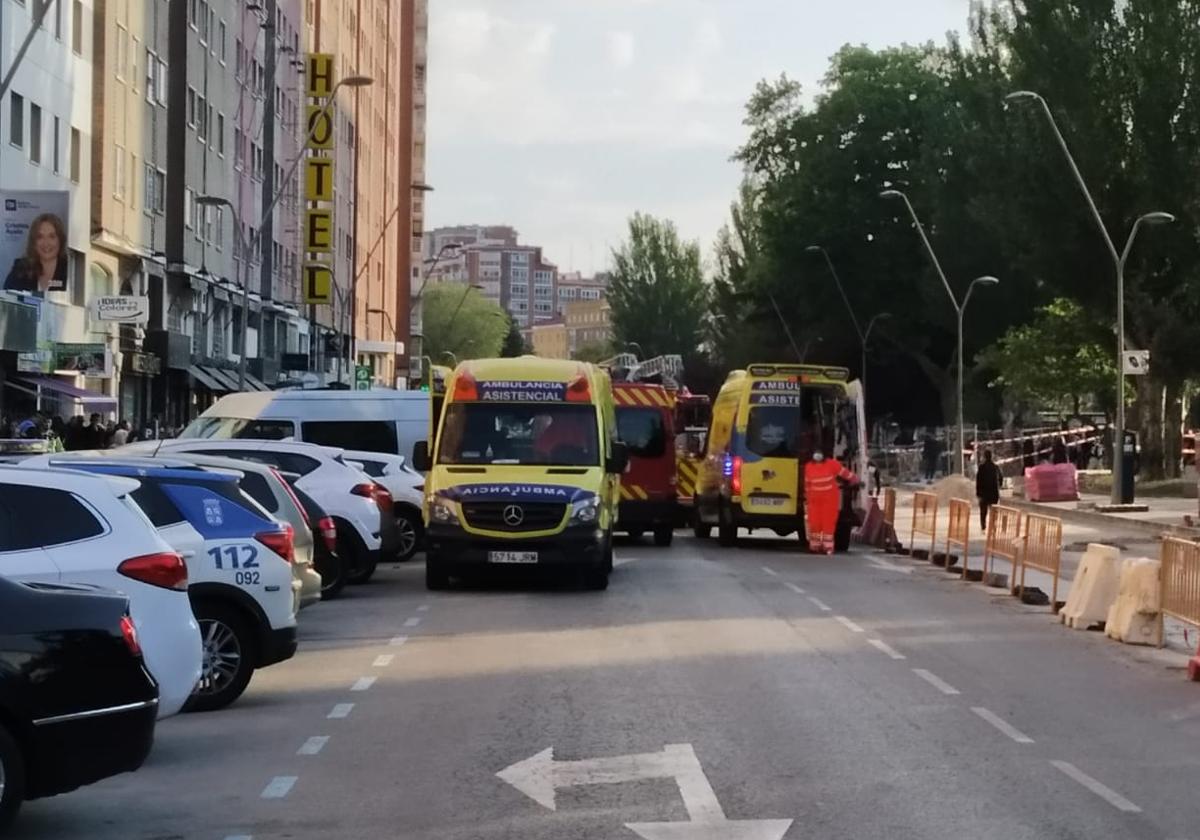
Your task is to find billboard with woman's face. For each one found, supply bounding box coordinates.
[1,191,70,296]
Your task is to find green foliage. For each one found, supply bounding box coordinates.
[420,284,507,361]
[980,298,1117,414]
[572,341,614,363]
[500,316,528,357]
[609,214,709,358]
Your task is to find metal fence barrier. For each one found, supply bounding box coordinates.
[910,491,938,558]
[1019,513,1063,610]
[1160,538,1200,644]
[944,498,971,579]
[983,505,1023,583]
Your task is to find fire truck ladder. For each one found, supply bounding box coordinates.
[627,355,684,387]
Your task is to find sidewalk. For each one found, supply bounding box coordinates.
[1007,491,1200,539]
[890,489,1197,661]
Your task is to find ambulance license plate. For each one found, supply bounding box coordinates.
[752,496,787,508]
[488,551,538,564]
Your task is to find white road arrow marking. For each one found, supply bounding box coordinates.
[497,743,793,839]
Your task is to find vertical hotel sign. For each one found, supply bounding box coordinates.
[302,53,335,305]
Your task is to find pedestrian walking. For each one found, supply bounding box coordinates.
[110,420,131,448]
[804,450,859,555]
[976,449,1002,531]
[921,434,938,482]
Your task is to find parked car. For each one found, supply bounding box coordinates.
[129,439,393,584]
[0,576,158,830]
[174,388,429,460]
[341,450,424,561]
[0,467,201,718]
[283,477,344,598]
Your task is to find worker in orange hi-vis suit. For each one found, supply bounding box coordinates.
[803,451,859,555]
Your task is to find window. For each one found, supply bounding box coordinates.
[510,284,528,297]
[145,49,155,100]
[69,127,80,182]
[233,127,243,167]
[129,152,137,208]
[438,403,599,467]
[71,0,83,55]
[534,302,553,314]
[234,37,242,78]
[216,113,224,155]
[215,207,224,249]
[301,421,399,455]
[131,483,186,527]
[0,486,105,551]
[184,187,194,229]
[131,37,140,90]
[186,87,196,126]
[203,205,213,243]
[28,103,41,164]
[746,406,802,459]
[9,93,23,147]
[155,57,168,107]
[115,25,127,79]
[52,116,60,173]
[616,406,666,458]
[54,0,62,38]
[534,286,551,299]
[236,472,279,513]
[70,250,84,306]
[114,145,126,199]
[219,21,226,62]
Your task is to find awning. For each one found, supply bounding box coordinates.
[188,365,229,392]
[16,375,117,408]
[204,366,243,391]
[243,372,271,391]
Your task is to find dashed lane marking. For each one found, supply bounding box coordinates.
[807,596,833,612]
[1050,761,1141,812]
[224,836,252,840]
[762,566,779,577]
[260,776,298,799]
[614,556,640,567]
[351,676,377,692]
[785,582,807,595]
[404,617,422,628]
[867,639,906,659]
[417,605,430,612]
[868,558,914,575]
[912,669,961,696]
[298,736,329,756]
[327,703,354,719]
[972,707,1035,744]
[834,615,865,633]
[389,635,409,647]
[373,654,395,667]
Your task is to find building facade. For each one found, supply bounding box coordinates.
[530,320,567,359]
[564,298,612,357]
[555,270,608,316]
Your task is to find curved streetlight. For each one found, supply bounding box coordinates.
[862,312,892,407]
[1007,89,1175,502]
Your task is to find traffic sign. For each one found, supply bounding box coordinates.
[354,365,372,391]
[1122,350,1150,375]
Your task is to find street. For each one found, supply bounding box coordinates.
[15,534,1200,840]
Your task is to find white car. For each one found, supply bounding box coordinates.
[0,466,202,718]
[341,450,424,561]
[19,456,301,711]
[127,439,392,583]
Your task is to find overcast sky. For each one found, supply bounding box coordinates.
[425,1,972,275]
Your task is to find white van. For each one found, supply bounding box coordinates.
[178,389,429,458]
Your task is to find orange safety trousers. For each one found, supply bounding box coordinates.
[804,459,856,554]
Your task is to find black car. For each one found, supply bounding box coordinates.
[284,475,347,599]
[0,576,158,830]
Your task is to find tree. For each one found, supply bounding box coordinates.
[980,298,1117,417]
[420,284,507,362]
[573,341,614,363]
[500,316,528,357]
[609,214,709,358]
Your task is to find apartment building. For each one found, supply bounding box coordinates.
[564,298,612,356]
[555,270,608,316]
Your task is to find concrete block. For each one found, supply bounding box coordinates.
[911,548,930,561]
[1105,557,1163,647]
[984,572,1009,589]
[963,568,984,583]
[1060,543,1123,631]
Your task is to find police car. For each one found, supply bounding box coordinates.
[21,458,299,711]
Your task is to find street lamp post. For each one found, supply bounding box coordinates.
[1006,90,1175,503]
[199,74,373,392]
[861,312,892,404]
[880,189,999,475]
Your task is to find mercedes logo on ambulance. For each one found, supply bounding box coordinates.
[503,505,525,527]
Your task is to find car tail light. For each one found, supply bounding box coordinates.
[566,373,592,402]
[118,552,188,591]
[273,468,310,526]
[452,371,479,401]
[351,483,376,499]
[119,614,142,656]
[317,515,337,552]
[257,524,295,564]
[372,485,393,513]
[731,456,744,496]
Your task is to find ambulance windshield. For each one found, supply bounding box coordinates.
[437,403,600,466]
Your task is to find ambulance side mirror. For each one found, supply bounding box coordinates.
[412,440,431,473]
[607,441,629,475]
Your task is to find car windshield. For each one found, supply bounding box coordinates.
[180,417,295,440]
[437,403,599,466]
[616,407,665,458]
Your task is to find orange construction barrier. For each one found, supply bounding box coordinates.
[909,491,938,558]
[1159,537,1200,680]
[882,488,896,528]
[1019,512,1063,610]
[983,505,1023,583]
[944,498,971,579]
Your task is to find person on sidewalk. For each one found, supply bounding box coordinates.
[921,434,938,482]
[804,450,859,555]
[976,449,1002,531]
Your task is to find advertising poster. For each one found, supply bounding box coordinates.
[1,190,71,295]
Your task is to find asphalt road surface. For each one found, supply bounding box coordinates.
[14,533,1200,840]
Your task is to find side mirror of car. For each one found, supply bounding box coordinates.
[607,441,629,475]
[412,441,431,473]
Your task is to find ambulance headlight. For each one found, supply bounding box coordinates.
[429,498,460,525]
[569,497,600,525]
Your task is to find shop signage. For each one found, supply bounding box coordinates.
[90,295,150,324]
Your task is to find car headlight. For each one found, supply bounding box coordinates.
[429,498,459,525]
[569,497,600,525]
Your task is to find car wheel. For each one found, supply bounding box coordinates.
[717,503,738,547]
[341,531,377,585]
[653,526,674,547]
[583,567,610,591]
[315,549,347,600]
[0,724,25,831]
[603,537,614,574]
[187,603,257,713]
[395,507,423,562]
[425,552,450,591]
[692,515,712,539]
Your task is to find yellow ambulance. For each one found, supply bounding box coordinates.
[411,357,627,590]
[694,363,866,547]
